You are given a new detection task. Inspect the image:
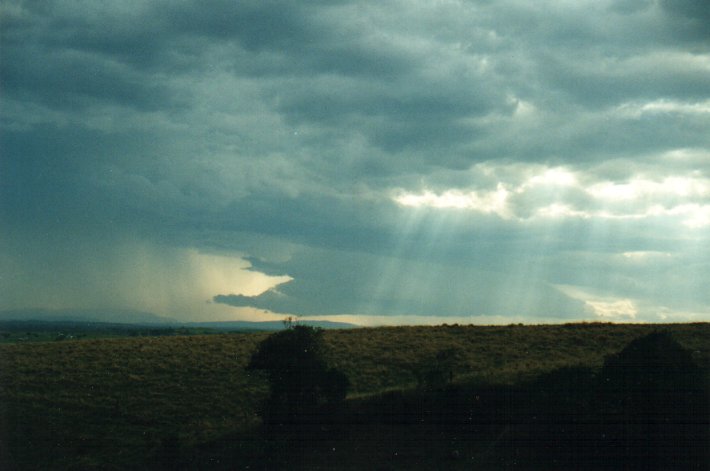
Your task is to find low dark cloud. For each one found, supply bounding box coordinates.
[659,0,710,43]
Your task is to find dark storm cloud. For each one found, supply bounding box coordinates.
[5,0,700,166]
[1,0,709,322]
[0,46,174,111]
[659,0,710,43]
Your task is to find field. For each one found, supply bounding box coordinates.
[1,323,708,470]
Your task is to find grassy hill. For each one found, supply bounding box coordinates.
[1,323,708,469]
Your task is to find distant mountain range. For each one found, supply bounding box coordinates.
[0,309,359,331]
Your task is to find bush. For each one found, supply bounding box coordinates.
[246,324,349,426]
[591,331,708,470]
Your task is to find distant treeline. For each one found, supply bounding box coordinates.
[0,320,219,342]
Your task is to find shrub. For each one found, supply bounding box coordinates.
[591,331,708,470]
[246,325,349,426]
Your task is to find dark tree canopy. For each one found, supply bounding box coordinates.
[593,331,708,470]
[247,324,349,424]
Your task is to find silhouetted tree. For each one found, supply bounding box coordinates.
[246,324,349,427]
[591,331,708,470]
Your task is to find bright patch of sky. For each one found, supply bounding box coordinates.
[394,164,710,228]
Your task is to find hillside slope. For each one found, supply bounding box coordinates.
[1,323,708,469]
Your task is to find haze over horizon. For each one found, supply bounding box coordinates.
[1,1,709,326]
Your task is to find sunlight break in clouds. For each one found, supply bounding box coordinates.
[586,299,638,321]
[393,166,578,218]
[587,176,709,201]
[554,285,638,322]
[620,251,672,261]
[616,99,710,118]
[393,184,510,215]
[393,164,710,228]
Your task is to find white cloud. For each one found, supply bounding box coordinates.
[524,167,578,188]
[535,203,591,219]
[620,251,672,261]
[554,285,638,321]
[616,99,710,118]
[648,203,710,228]
[393,184,510,216]
[391,163,710,228]
[586,299,638,320]
[587,175,709,201]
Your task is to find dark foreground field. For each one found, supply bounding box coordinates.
[1,323,708,470]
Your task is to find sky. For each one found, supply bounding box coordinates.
[1,0,709,325]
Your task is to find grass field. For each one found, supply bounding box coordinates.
[1,322,708,470]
